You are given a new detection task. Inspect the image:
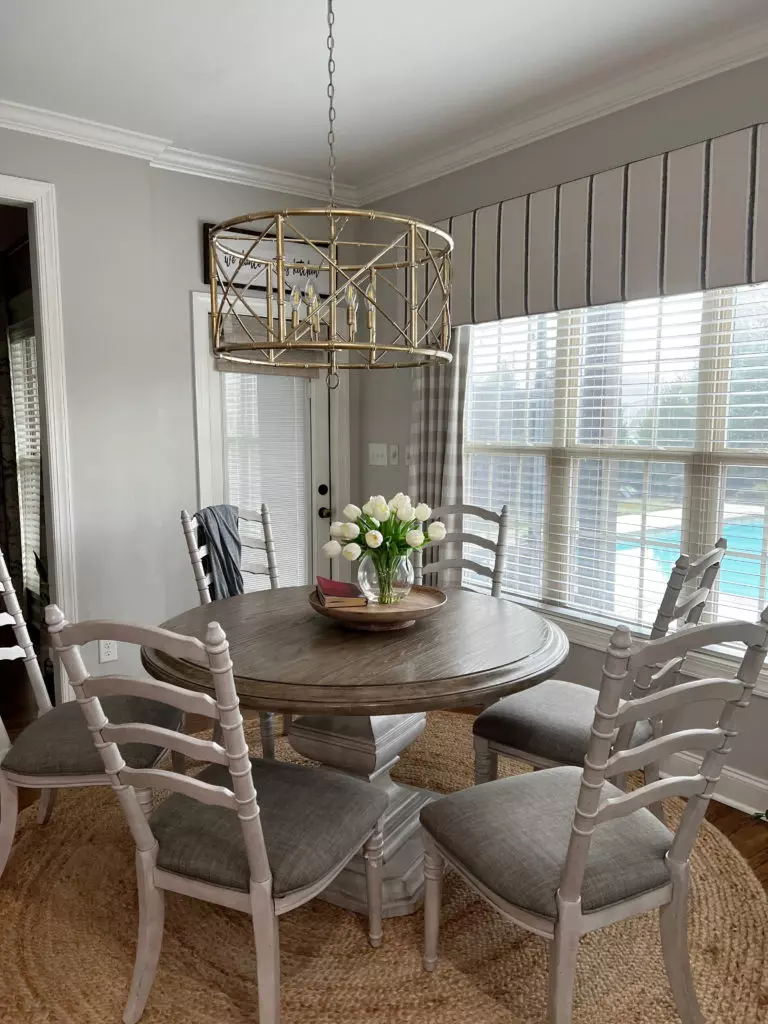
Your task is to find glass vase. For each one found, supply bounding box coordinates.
[357,553,414,605]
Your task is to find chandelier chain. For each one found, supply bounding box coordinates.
[326,0,337,208]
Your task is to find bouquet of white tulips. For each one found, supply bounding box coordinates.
[322,493,447,604]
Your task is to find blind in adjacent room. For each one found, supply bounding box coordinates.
[8,320,42,595]
[463,280,768,631]
[221,371,312,588]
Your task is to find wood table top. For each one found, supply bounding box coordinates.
[141,586,569,715]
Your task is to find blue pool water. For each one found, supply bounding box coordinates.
[617,517,764,599]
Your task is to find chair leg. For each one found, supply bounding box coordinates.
[659,865,704,1024]
[473,735,498,784]
[37,787,57,825]
[423,830,443,972]
[548,902,580,1024]
[259,713,277,761]
[171,751,186,775]
[282,714,292,736]
[250,879,281,1024]
[363,822,384,948]
[123,850,165,1024]
[0,775,19,878]
[213,721,223,745]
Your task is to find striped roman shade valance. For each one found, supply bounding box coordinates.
[444,123,768,326]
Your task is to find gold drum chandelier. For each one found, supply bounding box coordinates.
[209,1,453,387]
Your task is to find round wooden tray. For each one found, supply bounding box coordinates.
[308,585,447,631]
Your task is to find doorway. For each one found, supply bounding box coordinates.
[0,203,51,731]
[191,291,349,587]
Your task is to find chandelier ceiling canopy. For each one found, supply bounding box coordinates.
[209,1,453,387]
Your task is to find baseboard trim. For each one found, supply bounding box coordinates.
[664,751,768,816]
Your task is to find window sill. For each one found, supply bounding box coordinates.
[464,583,768,698]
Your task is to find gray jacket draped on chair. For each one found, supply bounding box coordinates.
[195,505,244,600]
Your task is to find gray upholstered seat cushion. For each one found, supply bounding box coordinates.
[472,679,653,764]
[1,697,182,777]
[421,765,672,919]
[149,758,388,897]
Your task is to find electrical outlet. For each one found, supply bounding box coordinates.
[98,639,118,664]
[388,444,399,465]
[368,442,388,466]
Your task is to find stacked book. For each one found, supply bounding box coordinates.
[316,577,368,608]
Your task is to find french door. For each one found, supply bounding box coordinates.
[192,292,342,586]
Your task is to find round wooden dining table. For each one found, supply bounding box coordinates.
[142,586,568,918]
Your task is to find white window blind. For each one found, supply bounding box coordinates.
[222,371,312,588]
[8,321,41,595]
[464,282,768,630]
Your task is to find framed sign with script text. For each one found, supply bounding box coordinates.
[202,222,331,299]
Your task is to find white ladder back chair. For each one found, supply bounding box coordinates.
[473,536,728,785]
[181,505,282,757]
[181,504,278,606]
[0,544,50,762]
[422,610,768,1024]
[46,605,386,1024]
[413,503,510,598]
[0,586,185,880]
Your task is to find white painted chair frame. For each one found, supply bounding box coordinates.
[0,547,170,879]
[425,609,768,1024]
[474,539,728,784]
[46,606,384,1024]
[413,503,510,598]
[181,505,285,756]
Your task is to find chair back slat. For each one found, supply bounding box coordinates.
[649,538,726,638]
[605,728,724,778]
[416,503,509,598]
[0,544,51,726]
[46,605,273,885]
[181,503,279,604]
[102,723,230,766]
[60,619,207,666]
[83,675,220,718]
[121,766,238,810]
[557,609,768,906]
[595,775,707,825]
[616,677,746,727]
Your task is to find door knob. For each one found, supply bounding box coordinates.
[318,506,332,519]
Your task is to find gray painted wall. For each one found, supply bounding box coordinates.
[0,128,315,672]
[353,57,768,798]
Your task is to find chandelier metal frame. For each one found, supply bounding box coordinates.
[208,1,453,386]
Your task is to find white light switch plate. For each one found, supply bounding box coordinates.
[368,443,388,466]
[98,639,118,663]
[388,444,399,465]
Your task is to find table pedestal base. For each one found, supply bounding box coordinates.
[288,712,436,917]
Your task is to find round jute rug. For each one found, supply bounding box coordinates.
[1,712,766,1024]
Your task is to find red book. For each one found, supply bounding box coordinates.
[316,576,368,607]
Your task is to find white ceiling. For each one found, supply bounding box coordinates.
[2,0,768,201]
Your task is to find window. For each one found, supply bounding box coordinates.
[464,282,768,631]
[8,321,42,595]
[222,371,313,589]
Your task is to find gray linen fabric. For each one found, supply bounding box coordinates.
[149,758,388,897]
[409,328,470,584]
[195,504,243,600]
[1,697,182,776]
[472,679,653,765]
[421,766,672,919]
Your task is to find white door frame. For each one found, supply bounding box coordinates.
[0,175,77,701]
[190,291,351,580]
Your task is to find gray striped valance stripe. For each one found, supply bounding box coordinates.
[445,122,768,326]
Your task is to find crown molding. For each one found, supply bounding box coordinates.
[358,23,768,203]
[0,99,171,160]
[150,147,358,205]
[0,98,358,203]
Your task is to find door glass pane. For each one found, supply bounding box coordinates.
[222,373,312,587]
